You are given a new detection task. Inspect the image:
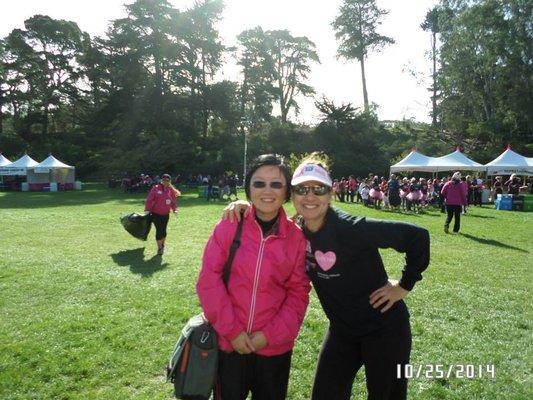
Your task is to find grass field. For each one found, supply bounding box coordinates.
[1,184,531,399]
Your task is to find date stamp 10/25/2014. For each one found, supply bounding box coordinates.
[397,364,495,379]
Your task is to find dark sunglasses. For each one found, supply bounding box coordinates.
[292,185,331,196]
[251,181,285,189]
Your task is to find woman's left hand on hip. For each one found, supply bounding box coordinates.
[369,279,409,313]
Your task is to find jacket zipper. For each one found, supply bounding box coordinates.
[246,219,276,334]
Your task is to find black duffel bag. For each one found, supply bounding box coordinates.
[120,212,152,240]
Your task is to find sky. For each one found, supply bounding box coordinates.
[0,0,439,124]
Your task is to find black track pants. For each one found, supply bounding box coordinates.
[312,321,411,400]
[445,205,462,233]
[150,212,169,240]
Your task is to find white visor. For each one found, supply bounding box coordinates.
[291,163,333,187]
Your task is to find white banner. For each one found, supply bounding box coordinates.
[487,168,533,176]
[0,167,26,175]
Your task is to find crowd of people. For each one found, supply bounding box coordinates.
[204,173,239,201]
[115,170,531,207]
[113,172,240,201]
[113,173,179,193]
[330,173,531,213]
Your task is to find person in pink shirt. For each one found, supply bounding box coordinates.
[339,177,347,202]
[197,154,310,399]
[348,175,357,203]
[441,172,468,233]
[144,174,181,255]
[332,179,341,201]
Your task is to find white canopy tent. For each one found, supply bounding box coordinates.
[0,153,11,167]
[0,153,12,186]
[428,148,485,172]
[390,149,436,173]
[27,154,76,184]
[0,154,39,175]
[485,147,533,176]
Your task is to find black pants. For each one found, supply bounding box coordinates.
[474,191,482,206]
[468,189,475,205]
[438,195,445,213]
[445,205,462,232]
[214,350,292,400]
[312,321,411,400]
[150,212,169,240]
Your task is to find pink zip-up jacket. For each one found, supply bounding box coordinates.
[144,184,177,215]
[441,180,468,206]
[196,207,310,356]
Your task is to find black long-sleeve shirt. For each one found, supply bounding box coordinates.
[304,207,430,339]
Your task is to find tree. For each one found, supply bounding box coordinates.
[2,29,40,142]
[332,0,394,111]
[237,26,276,129]
[437,0,533,148]
[315,96,358,131]
[179,0,225,137]
[109,0,179,126]
[14,15,83,135]
[313,107,389,176]
[266,30,319,123]
[236,28,318,125]
[0,39,6,134]
[421,6,447,128]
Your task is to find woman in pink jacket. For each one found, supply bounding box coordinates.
[197,154,311,400]
[441,171,468,233]
[144,174,180,255]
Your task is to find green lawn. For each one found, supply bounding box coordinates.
[1,184,531,399]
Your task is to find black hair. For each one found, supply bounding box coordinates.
[245,154,292,201]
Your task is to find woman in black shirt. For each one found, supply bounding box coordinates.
[224,155,430,400]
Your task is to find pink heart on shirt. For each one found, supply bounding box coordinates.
[314,251,336,271]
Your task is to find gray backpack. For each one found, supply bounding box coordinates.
[166,314,218,399]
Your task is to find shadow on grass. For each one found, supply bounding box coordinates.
[463,213,496,219]
[382,209,437,217]
[110,247,169,276]
[460,233,529,253]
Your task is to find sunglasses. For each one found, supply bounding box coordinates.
[292,185,331,196]
[251,181,285,189]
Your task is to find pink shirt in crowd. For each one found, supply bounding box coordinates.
[441,180,468,206]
